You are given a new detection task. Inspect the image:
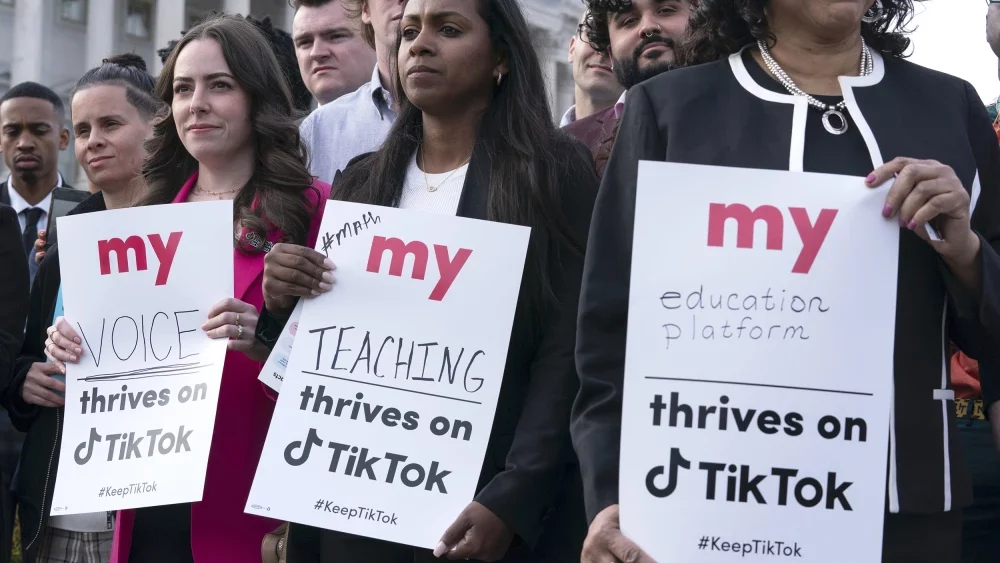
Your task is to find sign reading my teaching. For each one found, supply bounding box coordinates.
[51,201,233,515]
[246,201,530,549]
[620,162,900,562]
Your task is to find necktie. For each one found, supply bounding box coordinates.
[22,207,44,282]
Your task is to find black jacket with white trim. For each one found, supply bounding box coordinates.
[571,48,1000,521]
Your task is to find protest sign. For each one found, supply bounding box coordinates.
[246,201,529,548]
[51,201,233,514]
[258,300,303,393]
[620,162,899,562]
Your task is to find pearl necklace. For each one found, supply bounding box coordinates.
[757,38,873,135]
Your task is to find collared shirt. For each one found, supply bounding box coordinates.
[6,172,64,234]
[560,105,577,127]
[300,65,396,185]
[614,90,627,120]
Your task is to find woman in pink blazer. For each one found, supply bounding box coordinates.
[44,13,330,562]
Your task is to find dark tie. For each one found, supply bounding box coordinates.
[22,207,43,282]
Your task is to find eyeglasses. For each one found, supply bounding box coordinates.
[576,23,588,40]
[989,0,1000,5]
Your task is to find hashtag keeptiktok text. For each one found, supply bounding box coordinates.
[313,498,398,526]
[98,481,157,499]
[698,535,802,558]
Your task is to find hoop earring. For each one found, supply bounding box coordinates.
[496,73,503,87]
[861,0,883,24]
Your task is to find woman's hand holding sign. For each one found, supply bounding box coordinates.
[262,243,335,318]
[203,298,269,362]
[867,157,981,291]
[44,317,83,374]
[22,362,66,408]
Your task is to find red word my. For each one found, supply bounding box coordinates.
[97,232,183,286]
[366,236,472,301]
[706,203,838,274]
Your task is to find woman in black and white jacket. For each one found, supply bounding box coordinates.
[573,1,1000,562]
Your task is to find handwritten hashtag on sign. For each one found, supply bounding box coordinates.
[314,499,325,510]
[698,536,709,550]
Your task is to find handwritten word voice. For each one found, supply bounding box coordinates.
[283,428,452,494]
[660,286,830,349]
[76,310,204,368]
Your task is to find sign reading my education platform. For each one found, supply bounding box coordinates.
[620,162,899,562]
[52,202,233,514]
[246,201,530,548]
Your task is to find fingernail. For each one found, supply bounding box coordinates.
[324,258,335,269]
[69,356,76,362]
[907,220,916,230]
[311,289,320,296]
[882,204,892,218]
[866,173,877,184]
[432,541,448,557]
[75,348,82,354]
[318,282,332,291]
[321,271,333,282]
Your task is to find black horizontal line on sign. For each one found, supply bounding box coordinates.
[644,376,873,397]
[78,362,211,382]
[302,371,483,405]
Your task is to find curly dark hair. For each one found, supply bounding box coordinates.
[141,13,317,252]
[158,13,313,114]
[677,0,916,67]
[581,0,626,54]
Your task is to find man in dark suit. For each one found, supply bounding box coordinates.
[0,203,28,563]
[562,0,691,178]
[0,82,72,283]
[0,82,70,563]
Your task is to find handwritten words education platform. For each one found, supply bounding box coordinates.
[51,202,233,514]
[619,162,900,563]
[246,201,530,548]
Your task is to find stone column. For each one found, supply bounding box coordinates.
[11,0,45,84]
[153,0,187,74]
[86,0,117,70]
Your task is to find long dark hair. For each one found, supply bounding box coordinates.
[336,0,583,322]
[678,0,916,67]
[72,53,160,119]
[140,14,316,250]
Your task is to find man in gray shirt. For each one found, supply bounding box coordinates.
[300,0,405,184]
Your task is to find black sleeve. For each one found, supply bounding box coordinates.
[571,84,667,523]
[2,247,56,432]
[947,82,1000,408]
[0,206,28,392]
[474,139,598,546]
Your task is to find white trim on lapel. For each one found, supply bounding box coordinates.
[728,47,808,172]
[839,50,887,167]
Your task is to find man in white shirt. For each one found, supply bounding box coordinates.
[299,0,405,184]
[561,9,624,127]
[292,0,377,107]
[0,82,71,284]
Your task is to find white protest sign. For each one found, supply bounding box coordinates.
[258,300,303,393]
[52,201,233,514]
[620,162,899,562]
[246,201,529,547]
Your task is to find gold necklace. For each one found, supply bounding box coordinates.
[195,183,240,197]
[420,148,470,193]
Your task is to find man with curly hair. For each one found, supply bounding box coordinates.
[563,0,692,177]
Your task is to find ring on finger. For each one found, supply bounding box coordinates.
[237,324,244,339]
[236,313,242,328]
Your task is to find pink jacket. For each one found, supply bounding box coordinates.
[110,173,331,562]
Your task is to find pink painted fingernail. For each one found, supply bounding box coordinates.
[907,220,916,230]
[866,173,877,184]
[899,217,906,227]
[882,204,893,218]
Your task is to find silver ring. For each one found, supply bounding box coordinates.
[236,313,242,328]
[237,324,244,339]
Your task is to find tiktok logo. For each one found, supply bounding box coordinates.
[646,448,691,498]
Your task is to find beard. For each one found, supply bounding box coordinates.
[15,169,38,186]
[613,33,678,90]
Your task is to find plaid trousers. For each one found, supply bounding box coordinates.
[36,528,113,563]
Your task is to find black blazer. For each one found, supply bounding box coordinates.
[572,49,1000,523]
[274,133,597,562]
[0,203,29,391]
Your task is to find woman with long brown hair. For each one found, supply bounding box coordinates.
[42,14,331,562]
